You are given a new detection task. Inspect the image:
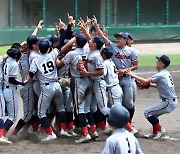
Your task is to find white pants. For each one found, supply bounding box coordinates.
[0,86,5,119]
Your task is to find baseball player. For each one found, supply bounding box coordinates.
[27,35,41,132]
[78,22,109,131]
[3,48,28,137]
[11,41,35,136]
[56,32,98,143]
[102,104,143,154]
[92,16,138,134]
[100,47,123,106]
[29,39,67,141]
[0,53,12,143]
[126,55,178,140]
[126,32,140,126]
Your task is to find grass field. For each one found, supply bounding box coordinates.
[0,45,180,67]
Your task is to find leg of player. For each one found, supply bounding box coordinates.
[3,87,18,137]
[74,78,91,143]
[38,85,57,142]
[120,77,138,135]
[62,86,77,136]
[53,82,72,137]
[12,87,34,136]
[0,87,12,144]
[144,99,177,139]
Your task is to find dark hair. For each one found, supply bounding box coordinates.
[11,43,21,49]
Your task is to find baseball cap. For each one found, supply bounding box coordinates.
[75,31,87,48]
[7,48,21,60]
[49,36,60,44]
[156,55,171,67]
[27,35,40,45]
[39,39,52,54]
[92,35,104,49]
[101,47,113,59]
[126,32,134,40]
[90,25,102,32]
[114,32,128,39]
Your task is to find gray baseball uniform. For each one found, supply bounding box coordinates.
[102,128,143,154]
[87,50,107,115]
[63,48,92,114]
[144,69,178,118]
[30,48,64,119]
[19,52,34,122]
[3,57,19,123]
[108,42,138,109]
[0,56,5,120]
[103,59,123,106]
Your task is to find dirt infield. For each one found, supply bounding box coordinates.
[0,66,179,154]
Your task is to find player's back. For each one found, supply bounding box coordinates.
[31,49,58,85]
[103,128,143,154]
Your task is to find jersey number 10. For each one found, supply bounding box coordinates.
[42,61,54,74]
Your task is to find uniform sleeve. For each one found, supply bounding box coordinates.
[9,63,18,77]
[108,41,117,53]
[134,138,144,154]
[51,48,59,60]
[102,139,115,154]
[29,59,37,73]
[150,73,161,83]
[103,62,108,76]
[93,55,104,69]
[62,51,73,65]
[130,48,138,62]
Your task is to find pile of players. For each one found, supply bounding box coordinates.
[0,14,177,146]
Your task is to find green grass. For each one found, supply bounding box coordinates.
[0,46,10,55]
[0,46,180,66]
[139,54,180,67]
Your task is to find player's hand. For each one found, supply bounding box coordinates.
[125,68,133,76]
[92,15,98,25]
[80,69,88,77]
[103,25,108,37]
[78,18,88,32]
[37,20,43,29]
[67,13,75,25]
[55,23,60,33]
[86,16,91,26]
[59,19,66,29]
[24,75,30,84]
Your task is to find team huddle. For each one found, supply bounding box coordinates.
[0,14,178,154]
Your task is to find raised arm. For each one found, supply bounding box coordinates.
[32,20,43,35]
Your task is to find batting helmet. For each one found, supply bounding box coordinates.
[7,48,21,60]
[107,104,130,128]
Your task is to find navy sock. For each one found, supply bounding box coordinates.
[0,119,4,129]
[4,119,13,131]
[147,115,159,126]
[78,113,87,127]
[15,119,26,131]
[86,112,95,126]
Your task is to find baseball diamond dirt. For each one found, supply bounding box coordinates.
[0,66,179,154]
[1,42,180,154]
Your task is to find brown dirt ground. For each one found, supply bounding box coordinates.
[2,41,180,154]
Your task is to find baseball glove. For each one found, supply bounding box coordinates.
[136,80,150,90]
[77,60,87,71]
[58,78,71,87]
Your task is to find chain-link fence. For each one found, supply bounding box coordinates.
[0,0,180,29]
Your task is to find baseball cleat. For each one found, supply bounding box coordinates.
[143,133,155,139]
[75,134,91,143]
[59,129,72,137]
[153,129,166,140]
[91,131,99,140]
[67,130,78,137]
[131,127,138,135]
[0,136,12,144]
[41,132,57,141]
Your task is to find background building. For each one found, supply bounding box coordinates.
[0,0,180,45]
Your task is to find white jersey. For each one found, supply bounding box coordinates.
[108,42,138,69]
[19,52,33,87]
[3,57,18,88]
[63,48,88,78]
[58,65,70,78]
[0,56,4,85]
[87,50,104,80]
[30,48,59,85]
[150,69,177,99]
[103,59,119,87]
[102,128,143,154]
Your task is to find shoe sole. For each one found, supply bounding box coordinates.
[75,138,91,143]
